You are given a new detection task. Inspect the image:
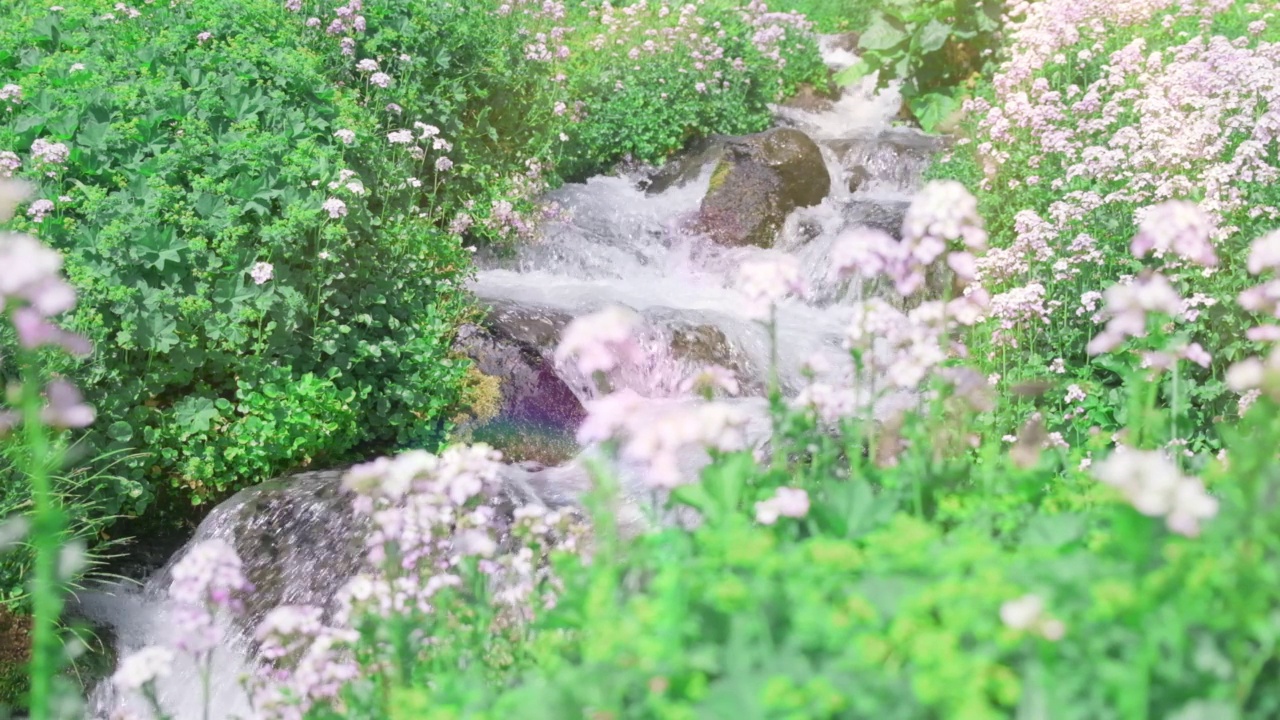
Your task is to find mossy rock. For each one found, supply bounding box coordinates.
[698,128,830,248]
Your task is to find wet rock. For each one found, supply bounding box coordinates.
[642,135,729,195]
[698,128,830,248]
[144,470,367,626]
[829,129,946,194]
[832,32,860,52]
[455,299,586,462]
[780,83,839,114]
[842,198,910,239]
[668,320,757,384]
[846,165,872,193]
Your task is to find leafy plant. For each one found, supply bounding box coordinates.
[835,0,1004,130]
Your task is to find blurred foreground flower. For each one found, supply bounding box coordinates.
[755,487,810,524]
[1093,447,1217,537]
[1000,594,1065,641]
[554,304,642,376]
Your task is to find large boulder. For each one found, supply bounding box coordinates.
[698,128,830,248]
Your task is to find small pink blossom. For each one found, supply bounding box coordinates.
[755,487,810,524]
[250,261,274,285]
[322,197,348,219]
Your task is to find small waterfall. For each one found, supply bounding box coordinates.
[79,35,940,718]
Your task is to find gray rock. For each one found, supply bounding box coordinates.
[698,127,830,248]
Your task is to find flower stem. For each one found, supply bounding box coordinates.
[20,350,64,720]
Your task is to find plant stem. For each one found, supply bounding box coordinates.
[21,351,64,720]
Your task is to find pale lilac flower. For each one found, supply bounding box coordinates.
[576,388,644,445]
[167,539,251,654]
[197,31,213,43]
[385,102,402,114]
[1093,447,1217,537]
[369,72,391,88]
[1247,230,1280,275]
[322,197,347,219]
[12,307,91,355]
[829,227,899,281]
[285,0,302,10]
[405,177,422,188]
[41,380,94,428]
[754,487,810,524]
[679,365,740,397]
[250,262,274,285]
[0,84,22,105]
[256,606,324,661]
[26,198,54,223]
[1131,201,1218,267]
[554,305,642,376]
[355,58,379,72]
[439,211,472,239]
[736,254,806,321]
[432,138,451,152]
[169,539,251,611]
[30,139,70,171]
[387,129,413,145]
[0,152,20,178]
[113,646,174,692]
[435,156,453,172]
[1086,274,1183,355]
[333,128,356,145]
[1182,342,1211,368]
[69,63,86,73]
[305,16,321,27]
[414,122,440,139]
[902,179,988,253]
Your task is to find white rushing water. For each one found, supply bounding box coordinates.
[79,36,937,719]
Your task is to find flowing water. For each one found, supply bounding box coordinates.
[77,39,941,719]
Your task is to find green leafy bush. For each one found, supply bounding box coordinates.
[835,0,1005,130]
[0,0,474,511]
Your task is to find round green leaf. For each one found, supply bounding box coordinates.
[107,421,133,443]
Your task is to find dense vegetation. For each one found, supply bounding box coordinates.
[0,0,825,611]
[7,0,1280,718]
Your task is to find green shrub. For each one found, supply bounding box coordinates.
[0,0,474,512]
[835,0,1005,130]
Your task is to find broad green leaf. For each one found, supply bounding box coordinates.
[858,13,909,52]
[913,18,953,54]
[172,397,221,435]
[833,59,873,87]
[909,92,961,132]
[107,421,134,443]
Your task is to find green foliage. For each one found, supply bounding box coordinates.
[309,361,1280,720]
[834,0,1004,130]
[766,0,880,33]
[0,0,474,514]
